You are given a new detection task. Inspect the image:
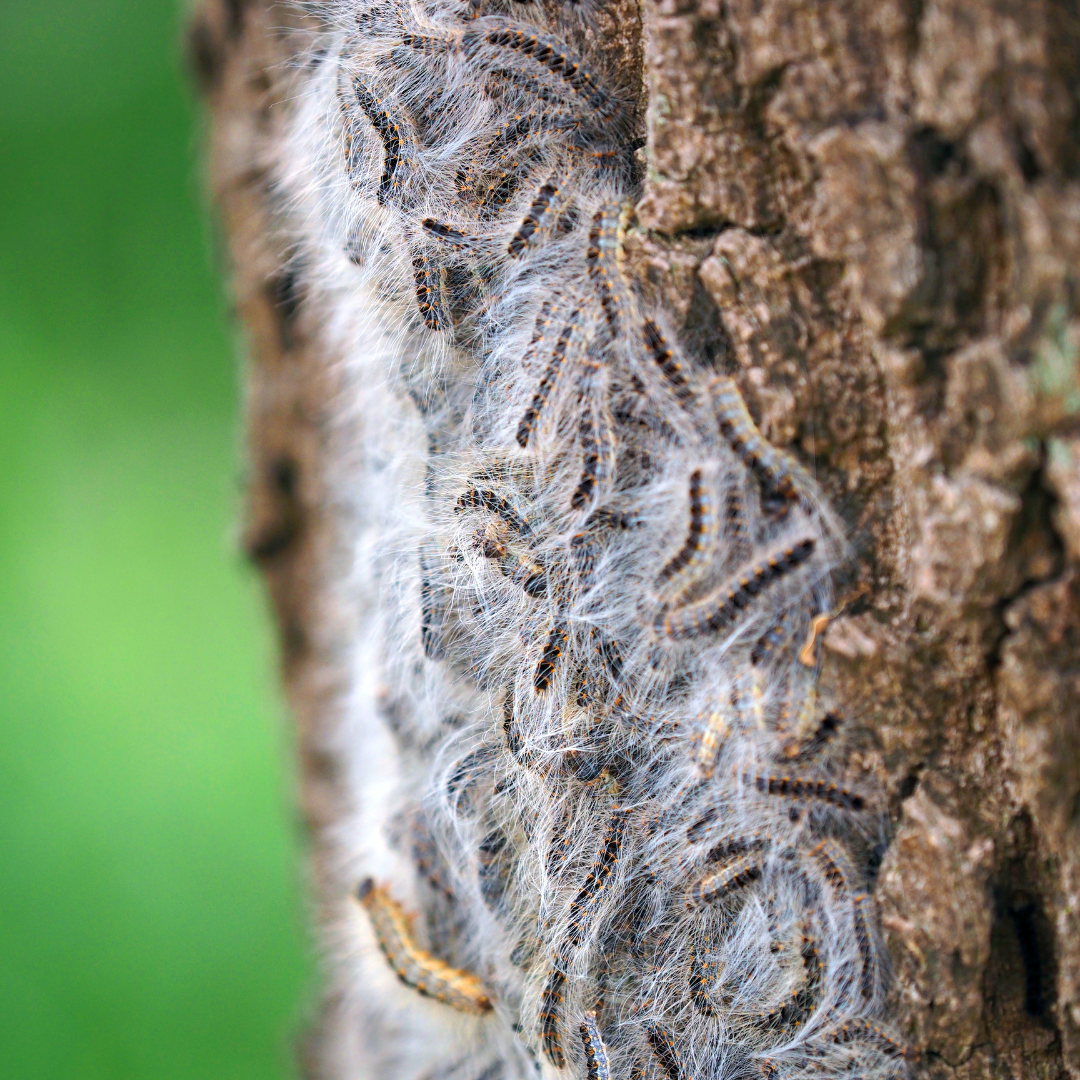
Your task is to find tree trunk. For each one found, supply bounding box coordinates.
[189,1,1080,1078]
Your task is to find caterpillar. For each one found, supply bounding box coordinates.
[686,854,763,909]
[508,175,562,258]
[694,708,730,778]
[412,250,448,329]
[540,964,569,1067]
[456,486,533,536]
[852,893,880,1002]
[657,469,714,585]
[354,880,492,1014]
[745,773,866,812]
[562,800,627,952]
[580,1013,611,1080]
[829,1018,919,1064]
[646,1024,688,1080]
[709,375,817,507]
[265,2,914,1078]
[461,21,619,120]
[642,320,693,405]
[350,79,411,204]
[516,308,581,447]
[586,199,633,336]
[657,538,818,641]
[534,620,570,693]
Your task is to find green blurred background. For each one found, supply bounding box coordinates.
[0,1,311,1076]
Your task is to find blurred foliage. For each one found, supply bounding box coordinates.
[0,1,311,1076]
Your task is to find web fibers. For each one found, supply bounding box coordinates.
[274,3,916,1079]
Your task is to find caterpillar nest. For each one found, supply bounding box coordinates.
[274,2,917,1078]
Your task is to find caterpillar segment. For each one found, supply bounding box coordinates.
[516,307,582,447]
[657,469,715,587]
[745,773,866,812]
[687,854,763,909]
[709,374,818,508]
[646,1025,689,1080]
[586,199,634,338]
[351,78,417,205]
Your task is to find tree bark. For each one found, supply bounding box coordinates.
[189,1,1080,1077]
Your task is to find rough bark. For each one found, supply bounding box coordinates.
[189,1,1080,1077]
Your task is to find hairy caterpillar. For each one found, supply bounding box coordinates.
[579,1013,610,1080]
[355,879,493,1014]
[646,1024,688,1080]
[269,2,915,1078]
[686,854,763,909]
[657,538,818,641]
[657,470,714,586]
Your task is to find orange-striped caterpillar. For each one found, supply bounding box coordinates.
[709,374,818,506]
[462,21,620,120]
[534,620,570,693]
[351,78,414,204]
[745,772,866,812]
[658,537,817,641]
[355,879,492,1014]
[829,1018,920,1064]
[456,485,533,536]
[572,402,613,511]
[517,309,580,447]
[580,1013,611,1080]
[508,174,564,258]
[852,892,880,1002]
[562,800,627,951]
[646,1024,688,1080]
[540,964,569,1067]
[423,217,474,249]
[540,798,626,1065]
[586,199,632,336]
[686,854,762,909]
[657,470,714,585]
[642,320,693,405]
[412,251,448,329]
[694,708,730,778]
[807,839,860,898]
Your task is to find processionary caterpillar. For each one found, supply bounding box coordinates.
[355,879,492,1014]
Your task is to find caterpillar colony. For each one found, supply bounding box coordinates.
[274,1,917,1078]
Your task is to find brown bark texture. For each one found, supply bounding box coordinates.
[189,0,1080,1077]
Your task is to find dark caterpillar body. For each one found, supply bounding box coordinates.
[658,469,713,585]
[659,538,817,641]
[508,176,561,257]
[463,21,619,120]
[517,308,581,447]
[746,773,865,812]
[352,77,413,204]
[355,880,492,1013]
[534,620,570,693]
[580,1013,611,1080]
